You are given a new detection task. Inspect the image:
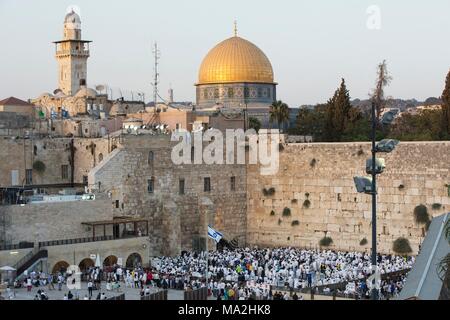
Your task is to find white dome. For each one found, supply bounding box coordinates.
[75,87,97,98]
[39,92,53,98]
[64,10,81,24]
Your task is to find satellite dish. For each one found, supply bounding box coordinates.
[96,85,105,92]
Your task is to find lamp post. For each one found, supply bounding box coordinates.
[370,101,378,301]
[353,102,399,300]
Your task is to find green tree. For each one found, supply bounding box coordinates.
[441,70,450,137]
[248,117,262,133]
[269,100,290,132]
[290,105,326,140]
[324,79,353,141]
[388,109,444,141]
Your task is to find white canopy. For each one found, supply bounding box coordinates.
[0,266,16,271]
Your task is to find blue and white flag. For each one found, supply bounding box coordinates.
[208,226,223,243]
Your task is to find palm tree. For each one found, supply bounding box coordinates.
[269,100,290,132]
[248,117,262,133]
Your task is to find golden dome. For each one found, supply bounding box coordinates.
[197,36,274,85]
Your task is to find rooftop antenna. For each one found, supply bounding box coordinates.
[151,42,161,111]
[234,20,238,37]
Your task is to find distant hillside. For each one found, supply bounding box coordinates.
[351,97,442,113]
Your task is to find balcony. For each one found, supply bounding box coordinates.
[55,49,90,57]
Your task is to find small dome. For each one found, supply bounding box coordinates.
[39,92,53,98]
[75,87,97,98]
[64,10,81,24]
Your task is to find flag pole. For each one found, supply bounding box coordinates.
[206,224,209,285]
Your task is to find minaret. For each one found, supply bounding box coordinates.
[53,10,92,96]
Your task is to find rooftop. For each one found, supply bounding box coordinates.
[0,97,34,107]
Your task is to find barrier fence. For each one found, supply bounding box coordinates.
[141,290,168,301]
[184,287,208,300]
[106,293,126,300]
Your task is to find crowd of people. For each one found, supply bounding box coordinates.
[150,248,414,298]
[2,247,414,300]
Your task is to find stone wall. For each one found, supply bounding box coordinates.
[246,141,450,255]
[1,195,112,244]
[89,134,248,256]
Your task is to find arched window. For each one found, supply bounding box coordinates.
[98,153,103,162]
[148,151,154,166]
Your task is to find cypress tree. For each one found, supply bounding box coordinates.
[441,70,450,137]
[325,79,352,141]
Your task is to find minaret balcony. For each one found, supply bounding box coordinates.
[55,49,90,57]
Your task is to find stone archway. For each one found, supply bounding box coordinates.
[78,258,95,272]
[52,261,70,274]
[103,255,118,267]
[125,253,142,269]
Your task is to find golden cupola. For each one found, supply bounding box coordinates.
[195,23,277,111]
[197,28,275,85]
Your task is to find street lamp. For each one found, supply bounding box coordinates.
[353,102,399,300]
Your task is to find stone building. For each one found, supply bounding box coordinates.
[0,135,121,188]
[0,97,34,117]
[0,97,35,136]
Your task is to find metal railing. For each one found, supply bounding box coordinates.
[0,242,34,251]
[12,247,38,270]
[38,234,148,248]
[38,236,114,248]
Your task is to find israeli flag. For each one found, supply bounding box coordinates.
[208,226,223,243]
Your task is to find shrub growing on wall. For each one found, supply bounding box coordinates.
[291,220,300,227]
[270,210,276,216]
[432,203,442,210]
[414,205,430,224]
[319,237,333,247]
[393,237,413,255]
[303,199,311,208]
[282,208,291,217]
[33,160,46,173]
[360,238,368,246]
[263,187,276,196]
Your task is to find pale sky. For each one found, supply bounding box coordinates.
[1,0,449,106]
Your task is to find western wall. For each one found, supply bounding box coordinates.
[2,135,449,258]
[247,141,450,255]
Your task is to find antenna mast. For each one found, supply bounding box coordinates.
[151,42,161,111]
